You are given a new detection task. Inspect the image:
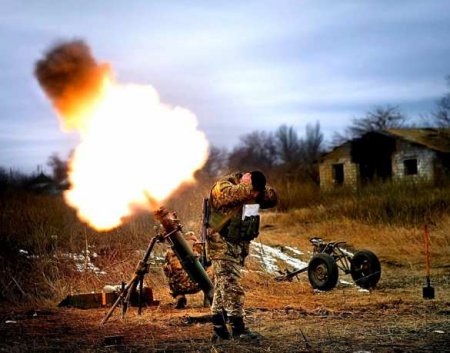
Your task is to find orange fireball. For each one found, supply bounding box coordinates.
[35,41,209,230]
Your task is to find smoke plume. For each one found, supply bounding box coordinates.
[34,40,209,230]
[34,40,109,129]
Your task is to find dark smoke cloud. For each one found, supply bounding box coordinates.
[34,40,109,120]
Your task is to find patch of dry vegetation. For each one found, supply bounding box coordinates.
[1,180,450,351]
[2,180,450,303]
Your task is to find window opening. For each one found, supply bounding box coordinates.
[403,159,418,175]
[332,164,344,185]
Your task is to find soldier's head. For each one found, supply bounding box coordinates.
[241,170,266,192]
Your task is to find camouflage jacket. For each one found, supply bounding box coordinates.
[207,172,277,264]
[163,232,212,296]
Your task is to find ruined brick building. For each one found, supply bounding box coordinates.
[319,128,450,190]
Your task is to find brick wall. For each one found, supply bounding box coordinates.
[320,158,359,190]
[344,162,360,189]
[391,141,436,182]
[320,136,446,191]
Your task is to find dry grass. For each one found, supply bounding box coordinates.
[1,182,450,351]
[1,272,449,352]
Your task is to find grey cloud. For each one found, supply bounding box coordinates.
[1,0,450,170]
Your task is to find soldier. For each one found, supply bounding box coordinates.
[163,231,212,309]
[207,171,277,341]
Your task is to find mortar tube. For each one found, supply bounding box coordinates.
[154,207,214,304]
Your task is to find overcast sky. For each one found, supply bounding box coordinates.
[1,0,450,172]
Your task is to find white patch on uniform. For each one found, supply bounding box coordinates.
[242,204,260,219]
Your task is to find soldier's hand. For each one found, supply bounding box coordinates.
[241,173,252,185]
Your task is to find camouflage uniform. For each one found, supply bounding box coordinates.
[163,232,212,306]
[207,172,277,318]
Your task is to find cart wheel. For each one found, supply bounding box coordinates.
[350,250,381,289]
[308,254,339,291]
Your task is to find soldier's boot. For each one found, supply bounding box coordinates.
[211,313,231,342]
[230,316,261,340]
[174,295,187,309]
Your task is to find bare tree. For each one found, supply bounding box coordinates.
[431,75,450,128]
[331,130,352,147]
[200,145,228,179]
[275,125,301,166]
[0,167,32,191]
[348,105,406,137]
[0,167,8,192]
[298,122,324,183]
[47,153,68,185]
[228,130,277,172]
[300,122,323,163]
[333,105,407,146]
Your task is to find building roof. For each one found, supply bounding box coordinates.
[320,141,351,161]
[321,128,450,162]
[385,128,450,153]
[30,172,53,185]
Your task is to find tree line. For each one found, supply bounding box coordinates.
[2,75,450,191]
[202,75,450,182]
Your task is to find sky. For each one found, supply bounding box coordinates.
[1,0,450,173]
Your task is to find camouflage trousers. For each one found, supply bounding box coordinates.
[166,271,201,297]
[211,259,245,317]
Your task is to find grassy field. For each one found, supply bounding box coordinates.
[1,181,450,352]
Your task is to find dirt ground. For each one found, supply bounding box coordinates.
[1,266,449,353]
[1,212,450,352]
